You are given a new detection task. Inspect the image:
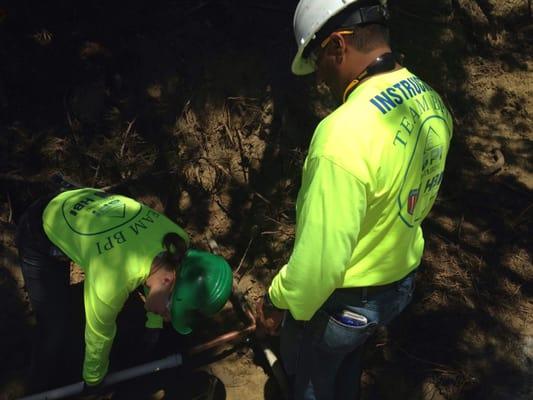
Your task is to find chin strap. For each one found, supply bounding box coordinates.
[342,52,398,103]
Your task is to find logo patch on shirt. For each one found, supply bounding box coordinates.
[61,191,142,235]
[407,189,419,215]
[396,115,451,228]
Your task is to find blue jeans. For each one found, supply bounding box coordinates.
[280,271,416,400]
[16,194,72,392]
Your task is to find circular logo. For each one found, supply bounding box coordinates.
[61,191,142,236]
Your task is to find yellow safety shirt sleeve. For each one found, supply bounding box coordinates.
[269,156,367,320]
[82,283,128,385]
[145,312,163,328]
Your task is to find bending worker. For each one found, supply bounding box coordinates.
[257,0,453,399]
[16,187,231,393]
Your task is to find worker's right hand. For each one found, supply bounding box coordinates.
[256,295,284,338]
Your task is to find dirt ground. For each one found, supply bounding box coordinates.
[0,0,532,399]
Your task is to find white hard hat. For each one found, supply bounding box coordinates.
[291,0,388,75]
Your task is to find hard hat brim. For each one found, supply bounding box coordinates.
[291,45,317,76]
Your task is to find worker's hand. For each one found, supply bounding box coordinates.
[256,295,284,338]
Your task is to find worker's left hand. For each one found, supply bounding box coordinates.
[256,296,284,338]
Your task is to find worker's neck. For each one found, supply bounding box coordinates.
[350,46,393,81]
[337,46,396,102]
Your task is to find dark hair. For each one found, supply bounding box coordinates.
[304,1,389,58]
[153,232,188,273]
[347,24,390,53]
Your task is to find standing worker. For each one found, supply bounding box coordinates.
[257,0,453,399]
[16,187,232,394]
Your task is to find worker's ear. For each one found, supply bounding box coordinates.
[161,269,176,287]
[324,34,346,65]
[331,33,348,64]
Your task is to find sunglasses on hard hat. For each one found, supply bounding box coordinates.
[308,30,354,68]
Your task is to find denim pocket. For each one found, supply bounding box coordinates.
[317,312,376,353]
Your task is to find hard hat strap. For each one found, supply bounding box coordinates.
[342,52,397,103]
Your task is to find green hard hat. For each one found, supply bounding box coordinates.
[170,249,233,335]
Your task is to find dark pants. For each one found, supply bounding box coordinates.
[280,271,416,400]
[15,194,72,392]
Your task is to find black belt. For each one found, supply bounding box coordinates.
[339,269,417,296]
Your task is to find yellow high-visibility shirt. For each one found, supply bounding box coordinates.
[42,188,189,384]
[269,68,453,320]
